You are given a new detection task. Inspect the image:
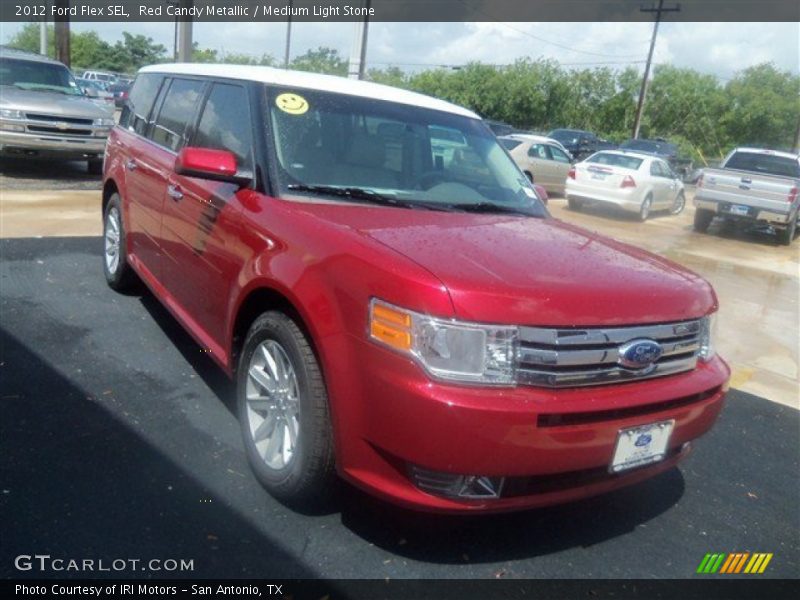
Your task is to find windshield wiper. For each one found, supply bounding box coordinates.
[13,83,75,95]
[445,202,540,217]
[286,184,450,211]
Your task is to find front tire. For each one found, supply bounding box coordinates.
[568,197,583,211]
[638,194,653,222]
[88,158,103,175]
[103,194,137,290]
[778,211,797,245]
[694,207,714,232]
[670,192,686,215]
[237,311,335,507]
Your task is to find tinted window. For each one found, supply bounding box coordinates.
[586,153,643,170]
[122,73,163,134]
[151,78,205,151]
[528,144,549,160]
[194,83,253,169]
[725,151,800,179]
[549,146,570,163]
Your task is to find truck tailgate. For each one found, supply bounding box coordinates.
[697,168,797,214]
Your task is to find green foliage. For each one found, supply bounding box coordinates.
[370,60,799,160]
[290,47,347,76]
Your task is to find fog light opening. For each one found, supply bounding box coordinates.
[409,465,505,499]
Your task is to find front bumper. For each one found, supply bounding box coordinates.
[0,130,107,160]
[332,335,729,513]
[695,197,793,225]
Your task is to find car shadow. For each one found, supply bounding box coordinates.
[0,327,324,579]
[0,157,101,189]
[337,467,685,565]
[702,218,794,247]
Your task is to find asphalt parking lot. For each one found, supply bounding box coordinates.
[0,162,798,581]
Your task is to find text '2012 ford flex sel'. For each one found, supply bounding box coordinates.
[102,64,729,513]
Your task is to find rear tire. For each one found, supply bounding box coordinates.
[103,194,137,290]
[778,212,797,245]
[694,208,714,233]
[567,197,583,211]
[237,311,336,508]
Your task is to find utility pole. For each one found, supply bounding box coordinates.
[39,19,47,56]
[347,0,371,79]
[632,0,681,139]
[177,0,193,62]
[283,0,293,68]
[53,0,70,66]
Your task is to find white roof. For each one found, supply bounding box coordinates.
[505,133,561,145]
[139,63,479,119]
[590,149,657,162]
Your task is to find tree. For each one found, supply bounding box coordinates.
[6,23,54,56]
[290,47,347,76]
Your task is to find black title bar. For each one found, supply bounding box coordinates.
[1,0,799,22]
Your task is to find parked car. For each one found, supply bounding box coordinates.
[107,81,131,108]
[81,70,118,85]
[485,119,518,137]
[620,138,693,181]
[0,47,115,174]
[548,128,613,160]
[500,134,572,194]
[565,150,686,220]
[103,63,728,513]
[76,77,116,110]
[694,147,800,245]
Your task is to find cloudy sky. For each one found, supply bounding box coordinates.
[3,21,798,78]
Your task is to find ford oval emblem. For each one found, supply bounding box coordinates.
[635,433,653,447]
[618,339,663,370]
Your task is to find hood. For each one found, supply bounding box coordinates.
[299,204,716,327]
[0,86,110,119]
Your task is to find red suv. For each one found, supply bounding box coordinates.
[102,64,729,513]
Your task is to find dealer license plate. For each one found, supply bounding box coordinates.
[729,204,749,216]
[610,420,674,473]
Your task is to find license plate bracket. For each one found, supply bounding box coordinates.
[729,204,750,216]
[610,420,674,473]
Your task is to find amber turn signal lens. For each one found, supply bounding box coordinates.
[370,302,413,351]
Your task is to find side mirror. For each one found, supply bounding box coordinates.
[175,147,252,186]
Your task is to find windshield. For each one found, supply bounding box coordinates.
[267,86,546,215]
[621,139,676,155]
[548,129,583,144]
[725,151,800,179]
[0,57,83,95]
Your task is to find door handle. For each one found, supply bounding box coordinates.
[167,184,184,201]
[125,159,137,171]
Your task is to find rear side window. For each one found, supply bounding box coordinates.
[151,78,205,152]
[193,83,253,169]
[549,146,570,163]
[586,153,643,170]
[122,73,163,135]
[725,151,800,179]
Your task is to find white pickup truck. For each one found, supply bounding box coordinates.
[693,147,799,245]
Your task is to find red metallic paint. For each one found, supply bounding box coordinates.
[105,125,729,513]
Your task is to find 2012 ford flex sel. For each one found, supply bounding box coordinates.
[102,64,729,512]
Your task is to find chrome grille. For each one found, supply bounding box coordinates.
[25,113,94,125]
[516,320,701,388]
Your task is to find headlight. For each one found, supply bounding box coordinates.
[369,299,517,385]
[93,118,115,127]
[698,313,717,361]
[0,109,24,120]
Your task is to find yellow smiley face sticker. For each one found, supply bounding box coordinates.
[276,93,309,115]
